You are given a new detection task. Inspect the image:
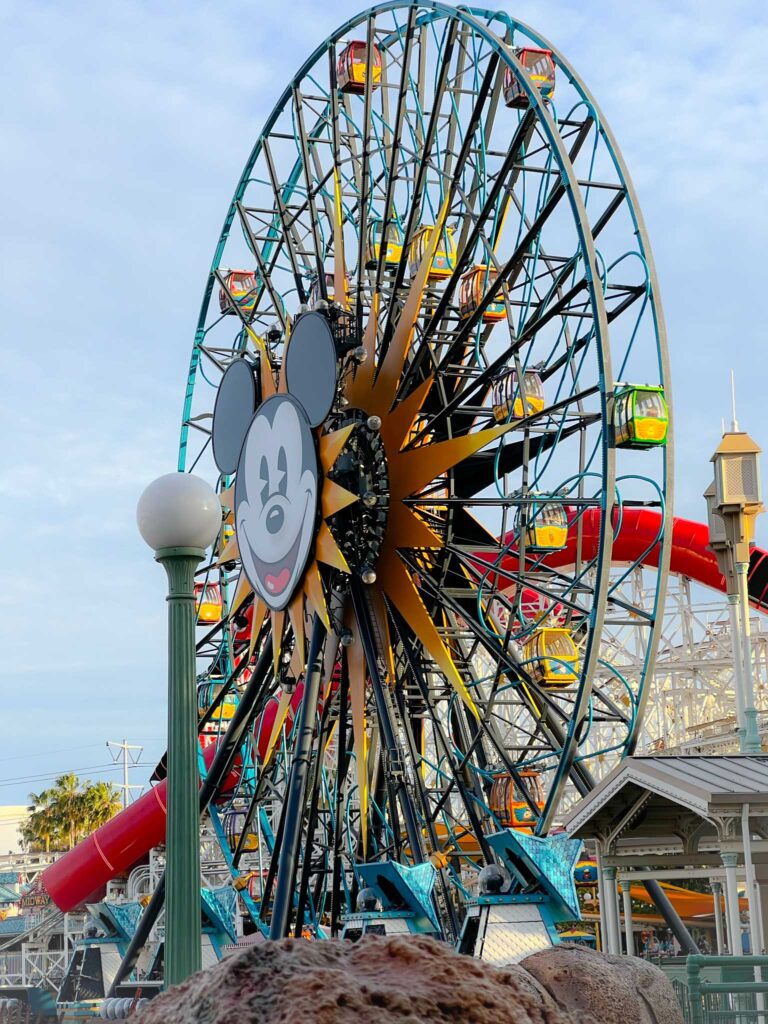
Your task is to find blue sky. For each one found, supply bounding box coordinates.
[1,0,766,809]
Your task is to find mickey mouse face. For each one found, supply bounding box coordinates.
[212,312,338,612]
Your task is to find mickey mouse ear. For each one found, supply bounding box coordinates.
[284,311,338,428]
[212,358,260,475]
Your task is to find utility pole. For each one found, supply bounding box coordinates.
[107,740,144,808]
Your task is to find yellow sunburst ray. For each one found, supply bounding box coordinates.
[290,643,304,680]
[321,479,359,519]
[321,628,341,703]
[391,424,512,501]
[385,503,443,550]
[247,597,269,664]
[287,593,305,665]
[315,521,350,572]
[345,610,369,855]
[271,608,285,676]
[346,292,378,407]
[244,325,275,387]
[380,375,434,455]
[215,534,240,567]
[318,423,356,472]
[261,688,294,768]
[372,194,451,413]
[219,485,235,524]
[230,573,253,616]
[368,586,395,685]
[303,560,330,628]
[377,553,479,718]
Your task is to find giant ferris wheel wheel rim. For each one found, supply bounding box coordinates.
[176,0,671,938]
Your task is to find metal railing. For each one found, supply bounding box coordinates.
[675,955,768,1024]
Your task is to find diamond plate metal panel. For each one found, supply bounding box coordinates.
[481,920,553,965]
[487,904,545,925]
[383,919,410,935]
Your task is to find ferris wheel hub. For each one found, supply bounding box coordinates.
[326,408,390,578]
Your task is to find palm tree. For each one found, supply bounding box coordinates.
[21,775,123,852]
[81,781,122,832]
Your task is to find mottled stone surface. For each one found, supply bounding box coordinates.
[522,944,685,1024]
[136,935,576,1024]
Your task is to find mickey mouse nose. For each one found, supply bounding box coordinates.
[266,505,284,535]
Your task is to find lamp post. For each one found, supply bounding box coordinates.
[706,427,764,754]
[137,473,221,987]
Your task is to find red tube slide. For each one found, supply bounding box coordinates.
[496,507,768,610]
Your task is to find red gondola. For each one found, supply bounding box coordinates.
[337,41,382,95]
[219,269,259,316]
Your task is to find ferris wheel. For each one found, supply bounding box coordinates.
[178,1,672,938]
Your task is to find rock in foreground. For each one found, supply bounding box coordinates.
[523,944,685,1024]
[136,936,683,1024]
[136,935,574,1024]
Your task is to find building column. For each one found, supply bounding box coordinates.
[722,852,743,956]
[620,880,634,955]
[603,865,621,954]
[712,881,725,955]
[595,846,609,953]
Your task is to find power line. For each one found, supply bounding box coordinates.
[0,763,153,789]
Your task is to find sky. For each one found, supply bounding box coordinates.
[1,0,767,812]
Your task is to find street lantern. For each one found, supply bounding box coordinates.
[711,431,763,516]
[707,430,764,756]
[137,472,221,987]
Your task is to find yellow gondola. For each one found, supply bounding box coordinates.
[408,225,457,281]
[223,809,259,853]
[524,627,579,689]
[197,681,237,721]
[489,769,544,831]
[613,385,669,449]
[365,219,404,268]
[516,495,568,552]
[491,369,545,423]
[194,582,222,624]
[458,264,506,322]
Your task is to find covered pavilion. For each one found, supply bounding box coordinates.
[563,756,768,956]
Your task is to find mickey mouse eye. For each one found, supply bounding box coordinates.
[260,455,270,507]
[277,446,287,498]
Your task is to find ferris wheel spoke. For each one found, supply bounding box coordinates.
[372,7,417,299]
[381,19,460,353]
[262,138,310,303]
[235,202,289,333]
[292,87,329,296]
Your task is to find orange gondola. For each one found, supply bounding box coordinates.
[458,265,506,322]
[503,48,556,109]
[489,769,544,830]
